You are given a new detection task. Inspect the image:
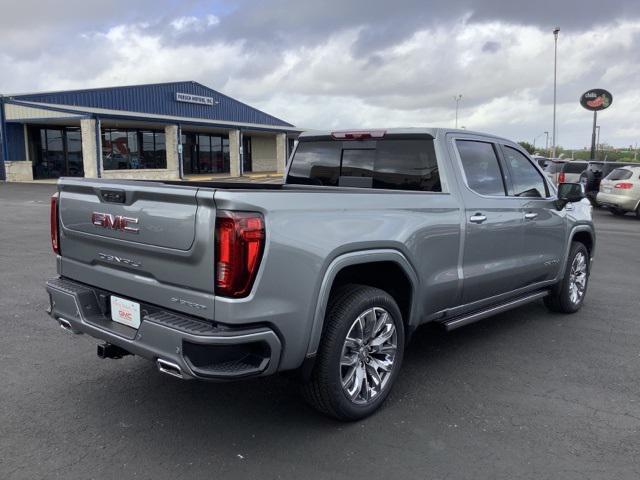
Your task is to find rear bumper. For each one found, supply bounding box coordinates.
[45,277,282,380]
[596,192,639,211]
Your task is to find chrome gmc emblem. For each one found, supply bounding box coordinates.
[91,212,139,234]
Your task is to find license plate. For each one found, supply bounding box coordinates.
[110,295,141,329]
[602,187,612,193]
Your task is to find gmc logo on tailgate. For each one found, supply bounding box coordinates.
[91,212,139,234]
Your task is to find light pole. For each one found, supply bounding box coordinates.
[453,94,463,128]
[551,27,560,158]
[544,131,549,152]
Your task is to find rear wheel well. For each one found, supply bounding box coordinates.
[329,261,413,328]
[572,231,593,257]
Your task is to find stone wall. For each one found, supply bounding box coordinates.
[249,135,277,172]
[4,161,33,182]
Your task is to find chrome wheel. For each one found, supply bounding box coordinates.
[569,252,588,304]
[340,307,398,405]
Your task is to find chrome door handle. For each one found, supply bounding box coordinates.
[524,212,538,220]
[469,213,487,224]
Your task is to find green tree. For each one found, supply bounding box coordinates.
[518,141,535,154]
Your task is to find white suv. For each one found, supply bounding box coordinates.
[596,166,640,217]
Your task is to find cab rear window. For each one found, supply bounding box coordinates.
[287,138,441,192]
[562,162,588,174]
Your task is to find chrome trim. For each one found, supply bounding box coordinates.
[157,359,183,379]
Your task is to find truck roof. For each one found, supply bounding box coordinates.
[298,127,514,143]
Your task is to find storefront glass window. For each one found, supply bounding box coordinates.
[102,128,167,170]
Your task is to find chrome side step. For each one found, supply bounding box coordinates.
[442,291,549,331]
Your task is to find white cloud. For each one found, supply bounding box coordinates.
[1,13,639,148]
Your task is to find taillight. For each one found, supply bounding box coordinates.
[331,130,386,140]
[215,211,265,298]
[50,193,60,255]
[614,182,633,189]
[558,172,566,183]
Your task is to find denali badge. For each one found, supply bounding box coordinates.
[98,253,142,268]
[91,212,139,233]
[170,297,207,310]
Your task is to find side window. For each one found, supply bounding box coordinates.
[502,146,548,198]
[456,140,506,196]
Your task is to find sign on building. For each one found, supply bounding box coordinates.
[175,92,215,106]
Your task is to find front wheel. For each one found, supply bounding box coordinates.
[544,242,590,313]
[302,284,405,421]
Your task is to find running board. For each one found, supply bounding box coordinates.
[442,291,549,331]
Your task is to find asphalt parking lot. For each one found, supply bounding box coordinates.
[1,182,639,480]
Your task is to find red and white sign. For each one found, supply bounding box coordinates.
[110,295,141,329]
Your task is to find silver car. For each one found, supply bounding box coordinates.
[596,166,640,217]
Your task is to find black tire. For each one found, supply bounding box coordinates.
[544,242,590,313]
[301,284,405,421]
[636,205,640,219]
[611,208,626,216]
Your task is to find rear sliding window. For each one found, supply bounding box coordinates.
[286,139,441,192]
[562,162,588,174]
[606,169,633,181]
[544,162,565,173]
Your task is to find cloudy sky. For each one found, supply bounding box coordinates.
[1,0,640,149]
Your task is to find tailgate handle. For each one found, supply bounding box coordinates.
[100,189,126,204]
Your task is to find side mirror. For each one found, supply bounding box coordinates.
[556,182,585,210]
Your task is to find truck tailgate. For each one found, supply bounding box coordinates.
[57,178,217,319]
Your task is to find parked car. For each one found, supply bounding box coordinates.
[596,166,640,217]
[45,128,595,420]
[532,155,551,168]
[580,162,632,203]
[543,159,567,185]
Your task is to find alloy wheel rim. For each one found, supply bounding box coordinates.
[569,252,588,304]
[339,307,398,405]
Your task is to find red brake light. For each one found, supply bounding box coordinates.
[614,182,633,189]
[558,172,565,183]
[331,130,386,140]
[50,193,60,255]
[215,211,265,298]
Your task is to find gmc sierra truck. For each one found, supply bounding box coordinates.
[46,128,595,420]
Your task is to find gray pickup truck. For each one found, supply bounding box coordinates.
[46,128,595,420]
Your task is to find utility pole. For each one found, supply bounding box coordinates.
[453,94,463,129]
[551,27,560,158]
[544,131,549,152]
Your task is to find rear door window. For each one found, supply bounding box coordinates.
[456,140,506,196]
[606,169,633,181]
[287,138,441,191]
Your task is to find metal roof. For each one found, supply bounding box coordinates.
[8,81,294,129]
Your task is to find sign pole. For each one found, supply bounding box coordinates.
[590,110,597,160]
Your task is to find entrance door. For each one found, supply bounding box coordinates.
[181,133,197,174]
[31,127,84,179]
[243,136,252,173]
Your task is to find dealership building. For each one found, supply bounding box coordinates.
[0,81,300,182]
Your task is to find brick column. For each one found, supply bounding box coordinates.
[164,125,180,179]
[276,133,287,174]
[80,118,98,178]
[229,129,241,177]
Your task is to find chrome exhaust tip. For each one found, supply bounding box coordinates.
[156,359,183,379]
[58,317,81,334]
